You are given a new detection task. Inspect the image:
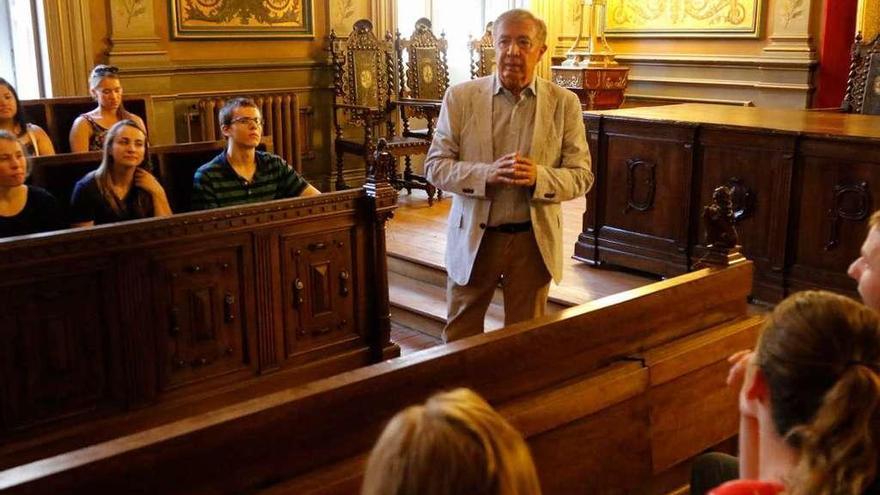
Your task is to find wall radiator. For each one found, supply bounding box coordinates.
[196,91,312,173]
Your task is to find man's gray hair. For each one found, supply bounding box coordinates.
[493,9,547,46]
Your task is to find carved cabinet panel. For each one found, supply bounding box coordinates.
[153,245,250,391]
[596,121,696,276]
[0,272,112,431]
[788,139,879,295]
[693,129,795,301]
[281,229,357,359]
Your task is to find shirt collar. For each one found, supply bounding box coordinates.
[493,73,538,98]
[219,150,265,182]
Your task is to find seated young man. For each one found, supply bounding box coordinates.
[191,97,319,210]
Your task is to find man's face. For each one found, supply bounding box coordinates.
[494,19,547,94]
[223,106,263,149]
[849,227,880,310]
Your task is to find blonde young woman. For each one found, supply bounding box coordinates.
[70,120,171,226]
[361,388,542,495]
[69,65,145,152]
[0,78,55,157]
[712,291,880,495]
[0,131,63,237]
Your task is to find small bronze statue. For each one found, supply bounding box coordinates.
[696,186,746,268]
[368,138,394,183]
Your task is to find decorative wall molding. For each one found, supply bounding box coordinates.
[119,59,330,78]
[107,0,169,67]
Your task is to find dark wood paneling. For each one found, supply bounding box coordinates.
[0,184,399,442]
[582,104,880,301]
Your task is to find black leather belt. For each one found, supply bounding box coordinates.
[485,221,532,233]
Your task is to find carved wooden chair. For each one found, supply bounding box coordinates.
[842,32,880,114]
[393,17,450,202]
[329,19,438,204]
[469,22,495,79]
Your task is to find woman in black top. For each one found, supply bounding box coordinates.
[0,78,55,157]
[0,130,64,238]
[70,120,171,227]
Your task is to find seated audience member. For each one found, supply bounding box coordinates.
[361,388,542,495]
[710,291,879,495]
[0,78,55,157]
[0,131,64,237]
[69,65,146,152]
[70,120,171,226]
[191,97,319,210]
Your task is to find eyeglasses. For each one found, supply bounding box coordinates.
[496,37,535,51]
[230,117,264,127]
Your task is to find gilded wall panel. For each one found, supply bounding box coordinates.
[605,0,763,37]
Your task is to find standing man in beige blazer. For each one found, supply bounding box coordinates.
[426,8,593,343]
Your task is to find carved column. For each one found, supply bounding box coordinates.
[763,0,817,59]
[107,0,169,68]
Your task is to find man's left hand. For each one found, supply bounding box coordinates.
[512,154,537,187]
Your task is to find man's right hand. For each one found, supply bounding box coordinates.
[487,152,519,185]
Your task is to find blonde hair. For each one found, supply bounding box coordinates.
[870,210,880,230]
[757,291,880,495]
[361,388,542,495]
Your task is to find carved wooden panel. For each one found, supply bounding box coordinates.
[281,229,357,358]
[595,120,696,275]
[153,245,250,391]
[789,138,880,295]
[0,272,111,431]
[693,129,795,301]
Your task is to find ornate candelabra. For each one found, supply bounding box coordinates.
[551,0,629,110]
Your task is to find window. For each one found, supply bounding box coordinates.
[396,0,528,85]
[1,0,51,98]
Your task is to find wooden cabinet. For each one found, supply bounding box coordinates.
[578,104,880,301]
[0,185,399,438]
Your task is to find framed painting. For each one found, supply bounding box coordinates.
[604,0,763,38]
[171,0,314,39]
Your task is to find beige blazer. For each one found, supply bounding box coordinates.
[426,76,593,286]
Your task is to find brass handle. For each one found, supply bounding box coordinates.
[224,293,235,323]
[293,278,304,307]
[339,270,350,297]
[308,242,326,251]
[188,265,202,273]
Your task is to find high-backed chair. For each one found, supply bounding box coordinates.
[842,32,880,114]
[469,22,495,79]
[393,17,449,202]
[330,19,437,204]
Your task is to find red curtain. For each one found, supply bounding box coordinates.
[814,0,859,108]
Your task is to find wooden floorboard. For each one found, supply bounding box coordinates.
[388,190,660,304]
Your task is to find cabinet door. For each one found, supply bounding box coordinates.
[281,229,356,358]
[154,246,248,391]
[0,272,111,432]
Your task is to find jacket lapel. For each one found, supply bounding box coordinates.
[530,78,556,165]
[472,77,495,163]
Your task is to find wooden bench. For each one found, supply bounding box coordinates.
[0,174,399,463]
[21,95,153,153]
[0,261,761,494]
[28,138,273,213]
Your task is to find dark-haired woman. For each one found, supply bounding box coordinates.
[711,291,880,495]
[0,131,63,238]
[70,120,171,226]
[0,78,55,157]
[69,65,145,152]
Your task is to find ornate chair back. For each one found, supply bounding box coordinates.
[395,18,449,137]
[469,22,495,79]
[843,32,880,114]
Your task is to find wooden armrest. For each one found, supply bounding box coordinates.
[335,103,382,112]
[394,98,443,109]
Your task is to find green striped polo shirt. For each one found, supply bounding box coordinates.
[191,151,309,211]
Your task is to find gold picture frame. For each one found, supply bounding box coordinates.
[171,0,314,39]
[605,0,763,38]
